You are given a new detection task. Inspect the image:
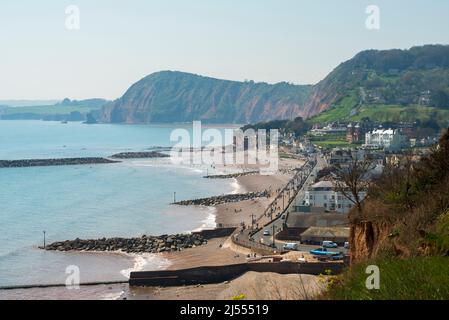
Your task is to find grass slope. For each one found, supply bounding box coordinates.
[326,257,449,300]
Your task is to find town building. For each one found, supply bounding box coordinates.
[327,148,361,166]
[365,128,405,151]
[300,226,350,245]
[310,122,347,136]
[297,139,315,154]
[346,120,377,144]
[277,211,348,241]
[346,123,363,143]
[304,180,367,214]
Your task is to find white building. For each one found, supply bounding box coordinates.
[365,128,404,151]
[304,181,367,214]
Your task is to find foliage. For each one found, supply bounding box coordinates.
[325,256,449,300]
[242,116,311,138]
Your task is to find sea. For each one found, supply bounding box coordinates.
[0,120,240,288]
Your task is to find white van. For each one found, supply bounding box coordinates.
[283,243,299,251]
[322,241,338,248]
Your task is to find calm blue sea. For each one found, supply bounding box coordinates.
[0,121,238,287]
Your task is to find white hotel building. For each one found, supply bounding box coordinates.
[304,181,367,214]
[364,128,404,151]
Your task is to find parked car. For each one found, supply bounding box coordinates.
[330,253,344,260]
[309,248,331,256]
[310,247,341,257]
[283,243,299,251]
[263,230,270,236]
[322,241,338,248]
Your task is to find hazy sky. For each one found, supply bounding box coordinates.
[1,0,449,100]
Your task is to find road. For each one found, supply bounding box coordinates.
[251,152,328,251]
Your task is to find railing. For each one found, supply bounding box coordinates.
[231,232,284,254]
[250,158,317,236]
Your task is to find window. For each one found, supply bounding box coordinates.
[324,203,327,208]
[338,204,342,208]
[323,195,327,200]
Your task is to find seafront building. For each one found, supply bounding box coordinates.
[300,226,350,245]
[364,128,405,151]
[304,181,367,214]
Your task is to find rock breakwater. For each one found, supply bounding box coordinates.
[204,171,259,179]
[0,157,119,168]
[173,190,269,206]
[110,151,169,159]
[42,233,207,253]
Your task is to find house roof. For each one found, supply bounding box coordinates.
[310,181,334,189]
[287,212,348,228]
[370,129,395,135]
[300,226,350,238]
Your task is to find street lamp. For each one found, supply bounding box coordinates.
[43,230,46,249]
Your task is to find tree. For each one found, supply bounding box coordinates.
[334,153,374,218]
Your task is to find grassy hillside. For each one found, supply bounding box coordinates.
[310,101,449,128]
[308,92,359,124]
[326,256,449,300]
[306,45,449,124]
[0,99,108,121]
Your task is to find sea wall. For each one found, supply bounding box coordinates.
[129,262,345,287]
[192,227,236,240]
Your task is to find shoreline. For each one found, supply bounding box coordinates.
[0,157,305,299]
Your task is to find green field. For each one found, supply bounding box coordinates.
[308,94,449,128]
[313,140,352,149]
[308,92,359,124]
[307,132,352,149]
[352,104,449,124]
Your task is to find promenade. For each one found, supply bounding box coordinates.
[232,153,323,253]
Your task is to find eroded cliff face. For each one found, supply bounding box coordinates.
[349,221,392,263]
[100,71,312,124]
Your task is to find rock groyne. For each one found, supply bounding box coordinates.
[204,171,259,179]
[110,151,169,159]
[0,157,119,168]
[173,190,269,206]
[43,233,207,253]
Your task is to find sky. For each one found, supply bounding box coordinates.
[1,0,449,100]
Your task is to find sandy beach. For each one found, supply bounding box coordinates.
[126,271,324,300]
[0,156,308,300]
